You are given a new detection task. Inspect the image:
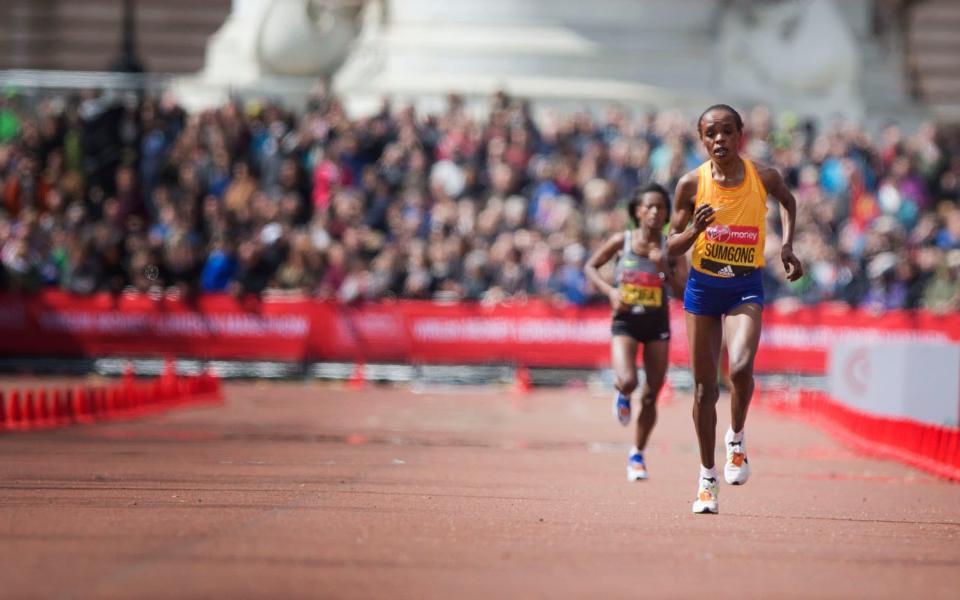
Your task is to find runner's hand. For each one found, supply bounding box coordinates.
[608,289,625,313]
[781,245,804,282]
[692,204,715,233]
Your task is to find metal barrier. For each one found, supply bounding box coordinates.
[0,69,173,94]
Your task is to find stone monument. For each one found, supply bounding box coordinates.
[333,0,719,117]
[332,0,891,121]
[175,0,916,125]
[172,0,363,111]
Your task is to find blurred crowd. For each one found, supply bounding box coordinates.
[0,85,958,313]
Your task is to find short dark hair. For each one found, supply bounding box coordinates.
[627,182,671,227]
[697,104,743,136]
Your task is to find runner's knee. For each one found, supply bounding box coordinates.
[643,378,664,398]
[616,373,639,395]
[728,360,754,389]
[639,390,658,409]
[693,382,719,406]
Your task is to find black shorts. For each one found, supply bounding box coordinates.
[611,309,670,343]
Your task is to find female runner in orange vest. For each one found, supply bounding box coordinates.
[668,105,803,514]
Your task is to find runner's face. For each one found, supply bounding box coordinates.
[638,193,668,230]
[699,111,740,161]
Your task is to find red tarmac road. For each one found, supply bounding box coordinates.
[0,379,958,599]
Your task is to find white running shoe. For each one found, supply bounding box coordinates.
[627,452,647,481]
[692,476,719,514]
[724,428,751,486]
[613,392,631,426]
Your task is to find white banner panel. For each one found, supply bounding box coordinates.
[829,341,960,427]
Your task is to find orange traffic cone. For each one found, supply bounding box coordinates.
[347,362,366,390]
[0,391,8,431]
[123,362,136,389]
[109,387,122,417]
[70,387,86,423]
[52,388,67,425]
[37,389,53,428]
[162,357,177,397]
[514,366,533,394]
[23,390,38,429]
[7,390,23,430]
[199,366,224,402]
[212,370,224,403]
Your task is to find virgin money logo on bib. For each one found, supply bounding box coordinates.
[705,224,730,242]
[705,225,758,245]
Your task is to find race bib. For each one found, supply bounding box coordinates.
[620,271,663,307]
[702,224,760,267]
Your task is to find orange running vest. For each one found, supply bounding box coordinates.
[690,159,767,278]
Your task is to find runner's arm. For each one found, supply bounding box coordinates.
[759,166,804,282]
[584,233,625,298]
[668,171,712,256]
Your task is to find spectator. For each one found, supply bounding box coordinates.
[200,237,237,292]
[230,240,272,298]
[59,238,102,295]
[274,232,318,291]
[549,243,590,306]
[922,249,960,313]
[224,160,258,216]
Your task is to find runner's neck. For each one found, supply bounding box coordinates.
[633,227,662,253]
[711,156,745,187]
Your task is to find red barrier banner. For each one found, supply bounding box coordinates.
[0,293,957,374]
[0,291,314,361]
[312,301,959,372]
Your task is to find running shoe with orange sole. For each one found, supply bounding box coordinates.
[724,429,751,485]
[627,452,647,481]
[613,392,630,426]
[692,476,719,514]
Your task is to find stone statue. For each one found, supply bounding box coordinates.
[716,0,864,120]
[256,0,362,76]
[173,0,365,111]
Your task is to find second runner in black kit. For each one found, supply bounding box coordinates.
[610,231,672,344]
[585,183,687,481]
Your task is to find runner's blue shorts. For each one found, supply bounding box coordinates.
[683,268,764,318]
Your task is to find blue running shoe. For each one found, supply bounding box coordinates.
[627,452,648,481]
[613,392,631,426]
